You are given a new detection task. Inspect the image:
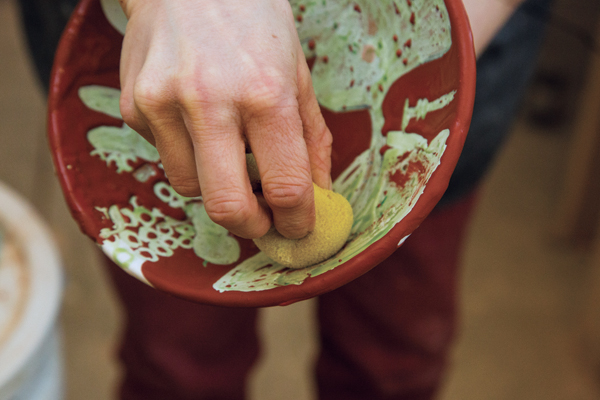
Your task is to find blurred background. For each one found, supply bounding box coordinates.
[2,0,600,398]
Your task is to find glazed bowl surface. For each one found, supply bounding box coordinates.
[48,0,475,307]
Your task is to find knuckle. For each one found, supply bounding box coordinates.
[133,75,170,115]
[262,177,311,210]
[242,74,296,116]
[175,68,223,107]
[176,79,231,122]
[177,80,206,109]
[203,190,252,227]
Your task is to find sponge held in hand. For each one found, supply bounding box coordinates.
[253,183,353,269]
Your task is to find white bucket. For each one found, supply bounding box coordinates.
[0,182,64,400]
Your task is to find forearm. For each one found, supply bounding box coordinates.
[462,0,526,56]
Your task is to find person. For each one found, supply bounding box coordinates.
[18,0,553,398]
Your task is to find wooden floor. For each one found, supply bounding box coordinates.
[2,0,600,398]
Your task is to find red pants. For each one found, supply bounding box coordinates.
[105,194,477,400]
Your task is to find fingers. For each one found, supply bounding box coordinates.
[121,70,201,198]
[122,71,272,238]
[296,51,333,190]
[244,88,316,240]
[184,104,272,239]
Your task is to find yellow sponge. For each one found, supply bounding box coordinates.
[253,183,353,269]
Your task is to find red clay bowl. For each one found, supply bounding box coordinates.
[48,0,475,307]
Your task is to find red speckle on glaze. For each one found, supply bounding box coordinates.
[308,39,316,50]
[396,49,403,57]
[354,4,362,12]
[389,160,426,189]
[410,12,415,25]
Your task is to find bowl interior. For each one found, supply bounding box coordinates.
[48,0,475,307]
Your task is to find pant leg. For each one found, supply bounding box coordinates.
[103,259,260,400]
[316,194,478,400]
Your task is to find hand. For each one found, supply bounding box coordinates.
[118,0,332,239]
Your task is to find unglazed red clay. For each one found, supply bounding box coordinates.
[48,0,476,307]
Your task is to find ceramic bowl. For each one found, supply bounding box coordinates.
[48,0,476,307]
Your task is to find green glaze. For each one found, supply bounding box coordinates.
[96,197,195,281]
[186,202,241,265]
[88,124,160,173]
[294,0,451,111]
[213,251,315,292]
[80,85,160,173]
[401,91,456,131]
[96,185,242,272]
[132,164,158,182]
[79,85,122,119]
[153,181,198,209]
